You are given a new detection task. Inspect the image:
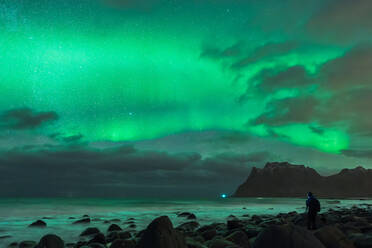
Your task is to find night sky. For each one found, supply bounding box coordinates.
[1,0,372,197]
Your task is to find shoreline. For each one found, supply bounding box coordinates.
[2,203,372,248]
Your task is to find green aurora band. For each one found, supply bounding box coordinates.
[0,0,351,153]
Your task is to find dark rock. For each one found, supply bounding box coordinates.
[176,221,200,232]
[110,239,136,248]
[0,235,11,239]
[87,243,105,248]
[137,215,187,248]
[88,233,106,245]
[225,230,250,248]
[314,225,355,248]
[82,214,90,218]
[227,216,243,230]
[73,218,91,224]
[38,234,64,248]
[185,237,207,248]
[349,233,372,248]
[8,242,18,248]
[128,224,136,229]
[201,229,217,241]
[252,224,326,248]
[207,238,238,248]
[80,227,100,236]
[108,224,122,232]
[106,231,131,242]
[187,214,197,220]
[19,241,37,248]
[178,212,194,217]
[29,220,47,227]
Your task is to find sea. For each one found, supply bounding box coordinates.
[0,197,371,246]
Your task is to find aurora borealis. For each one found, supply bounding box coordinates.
[1,0,372,197]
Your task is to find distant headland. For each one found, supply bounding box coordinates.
[234,162,372,198]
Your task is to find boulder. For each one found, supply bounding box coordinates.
[38,234,64,248]
[185,237,207,248]
[201,229,217,241]
[88,233,106,245]
[207,238,238,248]
[137,216,187,248]
[29,220,47,227]
[349,233,372,248]
[253,224,326,248]
[108,224,122,232]
[80,227,100,236]
[73,218,91,224]
[227,216,243,230]
[314,225,355,248]
[19,241,37,248]
[106,231,131,242]
[225,230,250,248]
[187,214,197,220]
[110,239,136,248]
[177,221,200,232]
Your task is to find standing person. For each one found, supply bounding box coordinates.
[306,192,320,230]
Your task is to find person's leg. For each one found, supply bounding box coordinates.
[307,212,311,230]
[312,213,317,230]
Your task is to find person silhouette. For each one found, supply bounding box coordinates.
[306,192,320,230]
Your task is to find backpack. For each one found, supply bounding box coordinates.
[310,198,321,212]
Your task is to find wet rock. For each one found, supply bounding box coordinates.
[8,242,18,248]
[108,224,122,232]
[185,237,207,248]
[176,221,200,232]
[87,243,105,248]
[137,215,187,248]
[88,233,106,245]
[110,239,136,248]
[19,241,37,248]
[225,230,250,248]
[227,216,243,230]
[29,220,47,227]
[252,224,326,248]
[73,218,91,224]
[111,218,121,222]
[38,234,64,248]
[207,238,238,248]
[80,227,101,236]
[349,233,372,248]
[128,224,136,229]
[106,231,132,242]
[0,235,11,239]
[187,214,197,220]
[201,229,217,241]
[314,225,355,248]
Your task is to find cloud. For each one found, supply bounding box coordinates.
[0,144,271,197]
[342,149,372,159]
[249,44,372,136]
[0,108,58,130]
[306,0,372,44]
[253,96,319,126]
[231,41,298,69]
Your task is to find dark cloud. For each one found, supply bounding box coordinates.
[306,0,372,44]
[200,42,245,60]
[249,44,372,136]
[231,41,298,69]
[0,145,272,197]
[319,45,372,90]
[62,134,84,143]
[342,149,372,159]
[0,108,58,130]
[253,96,319,126]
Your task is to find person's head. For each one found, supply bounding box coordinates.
[307,192,313,198]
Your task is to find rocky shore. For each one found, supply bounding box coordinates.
[4,204,372,248]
